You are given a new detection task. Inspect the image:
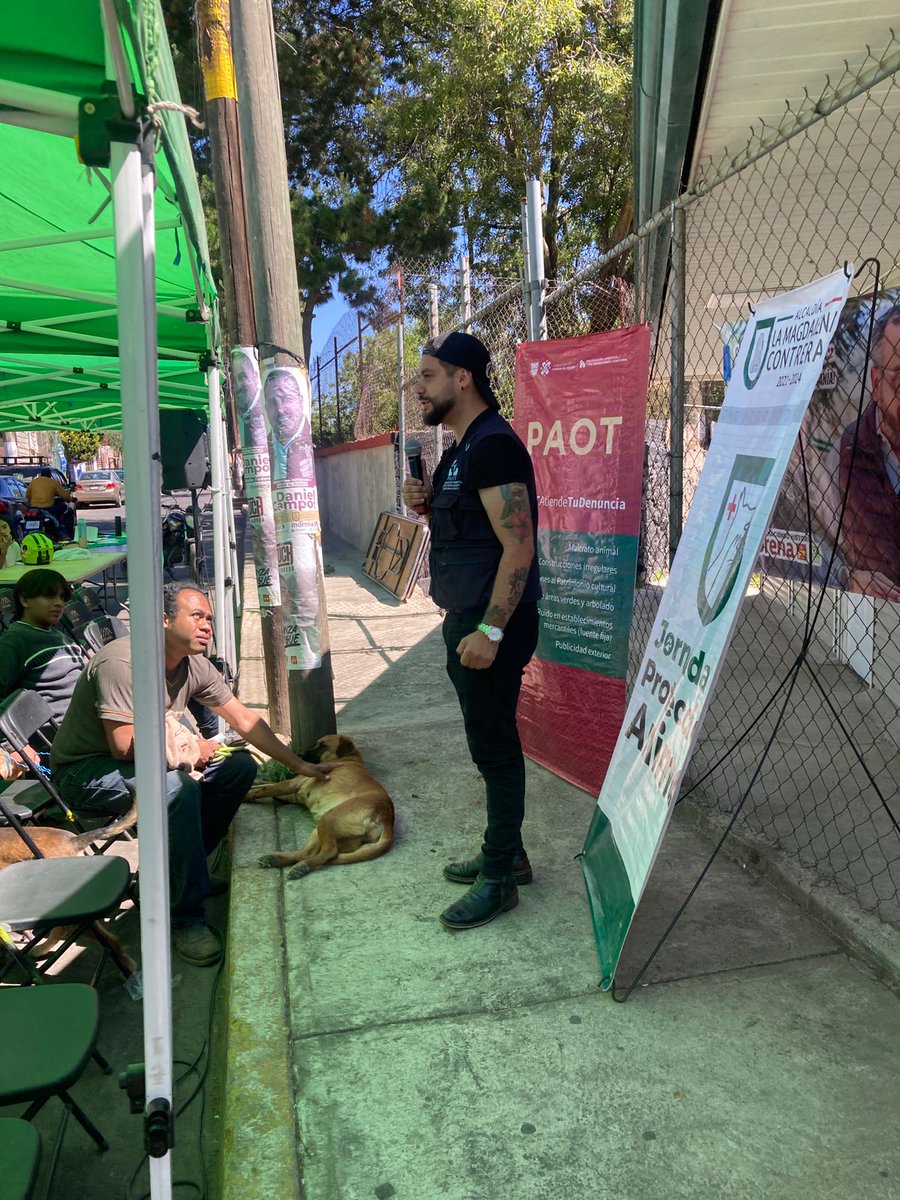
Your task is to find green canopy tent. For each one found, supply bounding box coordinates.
[0,7,230,1196]
[0,356,210,430]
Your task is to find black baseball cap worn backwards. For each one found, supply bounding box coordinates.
[424,331,500,410]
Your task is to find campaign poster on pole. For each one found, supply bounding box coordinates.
[513,325,651,794]
[231,347,281,609]
[581,267,853,989]
[260,362,322,670]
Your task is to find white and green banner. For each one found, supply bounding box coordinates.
[581,267,854,988]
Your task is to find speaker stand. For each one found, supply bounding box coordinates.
[188,487,206,585]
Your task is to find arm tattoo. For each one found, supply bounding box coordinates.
[498,483,531,544]
[483,568,529,628]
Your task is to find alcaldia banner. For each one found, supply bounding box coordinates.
[581,267,853,989]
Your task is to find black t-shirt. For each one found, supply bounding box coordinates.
[465,434,534,491]
[435,422,535,497]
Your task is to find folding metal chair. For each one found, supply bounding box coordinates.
[57,597,93,641]
[0,690,84,830]
[0,778,39,827]
[0,984,111,1188]
[79,614,128,655]
[0,586,15,631]
[59,600,127,656]
[0,1118,41,1200]
[0,849,134,984]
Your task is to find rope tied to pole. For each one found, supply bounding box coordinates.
[146,100,205,132]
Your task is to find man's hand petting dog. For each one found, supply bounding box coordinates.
[295,760,337,782]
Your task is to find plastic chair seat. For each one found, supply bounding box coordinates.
[0,1118,41,1200]
[0,854,131,931]
[0,984,99,1104]
[0,799,36,824]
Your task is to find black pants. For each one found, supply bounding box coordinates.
[56,750,257,927]
[442,604,538,878]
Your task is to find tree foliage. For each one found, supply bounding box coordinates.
[163,0,632,357]
[57,430,102,465]
[372,0,633,280]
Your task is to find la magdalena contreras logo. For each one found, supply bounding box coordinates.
[742,296,842,391]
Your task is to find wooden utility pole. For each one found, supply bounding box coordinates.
[196,0,289,729]
[230,0,336,746]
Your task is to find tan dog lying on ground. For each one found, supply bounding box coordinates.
[0,802,137,868]
[248,734,394,879]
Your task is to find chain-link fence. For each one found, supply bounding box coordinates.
[654,41,900,928]
[316,36,900,927]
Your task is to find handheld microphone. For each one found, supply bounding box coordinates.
[405,438,424,481]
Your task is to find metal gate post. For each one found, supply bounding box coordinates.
[669,204,686,564]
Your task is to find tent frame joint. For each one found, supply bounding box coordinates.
[78,84,146,168]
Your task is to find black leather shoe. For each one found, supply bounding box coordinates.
[443,852,533,886]
[439,874,519,930]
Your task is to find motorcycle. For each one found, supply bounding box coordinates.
[21,502,73,543]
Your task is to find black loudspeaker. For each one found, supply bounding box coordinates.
[159,410,210,491]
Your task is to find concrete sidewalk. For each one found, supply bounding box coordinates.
[223,535,900,1200]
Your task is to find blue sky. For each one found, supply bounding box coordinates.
[309,293,352,365]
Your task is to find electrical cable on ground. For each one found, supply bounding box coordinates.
[124,947,225,1200]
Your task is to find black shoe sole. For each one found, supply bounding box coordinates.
[439,891,519,930]
[443,864,533,886]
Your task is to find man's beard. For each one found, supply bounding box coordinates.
[423,394,455,427]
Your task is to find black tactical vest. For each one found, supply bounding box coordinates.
[429,409,542,611]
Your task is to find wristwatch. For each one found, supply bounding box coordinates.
[477,622,504,643]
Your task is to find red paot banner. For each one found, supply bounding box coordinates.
[513,325,651,793]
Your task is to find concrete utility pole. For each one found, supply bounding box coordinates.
[196,0,289,730]
[230,0,336,746]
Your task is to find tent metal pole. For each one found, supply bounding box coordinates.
[0,219,180,253]
[207,366,232,716]
[0,357,204,390]
[0,79,79,119]
[223,432,241,615]
[1,321,197,358]
[0,111,77,137]
[111,134,174,1200]
[99,0,136,119]
[0,384,109,406]
[0,273,191,318]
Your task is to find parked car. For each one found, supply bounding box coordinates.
[1,462,71,492]
[74,469,126,507]
[0,473,29,541]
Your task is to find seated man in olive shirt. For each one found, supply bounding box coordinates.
[51,582,334,967]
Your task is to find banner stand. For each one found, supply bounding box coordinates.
[581,267,855,995]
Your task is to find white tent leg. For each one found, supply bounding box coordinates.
[207,368,234,724]
[111,135,173,1200]
[223,434,241,615]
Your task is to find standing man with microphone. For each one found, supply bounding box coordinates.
[402,331,541,930]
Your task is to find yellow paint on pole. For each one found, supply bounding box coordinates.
[198,0,239,102]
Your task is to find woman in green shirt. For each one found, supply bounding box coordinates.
[0,569,87,729]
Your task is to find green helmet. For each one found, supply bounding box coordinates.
[20,532,55,565]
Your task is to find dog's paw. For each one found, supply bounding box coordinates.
[258,853,286,869]
[287,863,311,881]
